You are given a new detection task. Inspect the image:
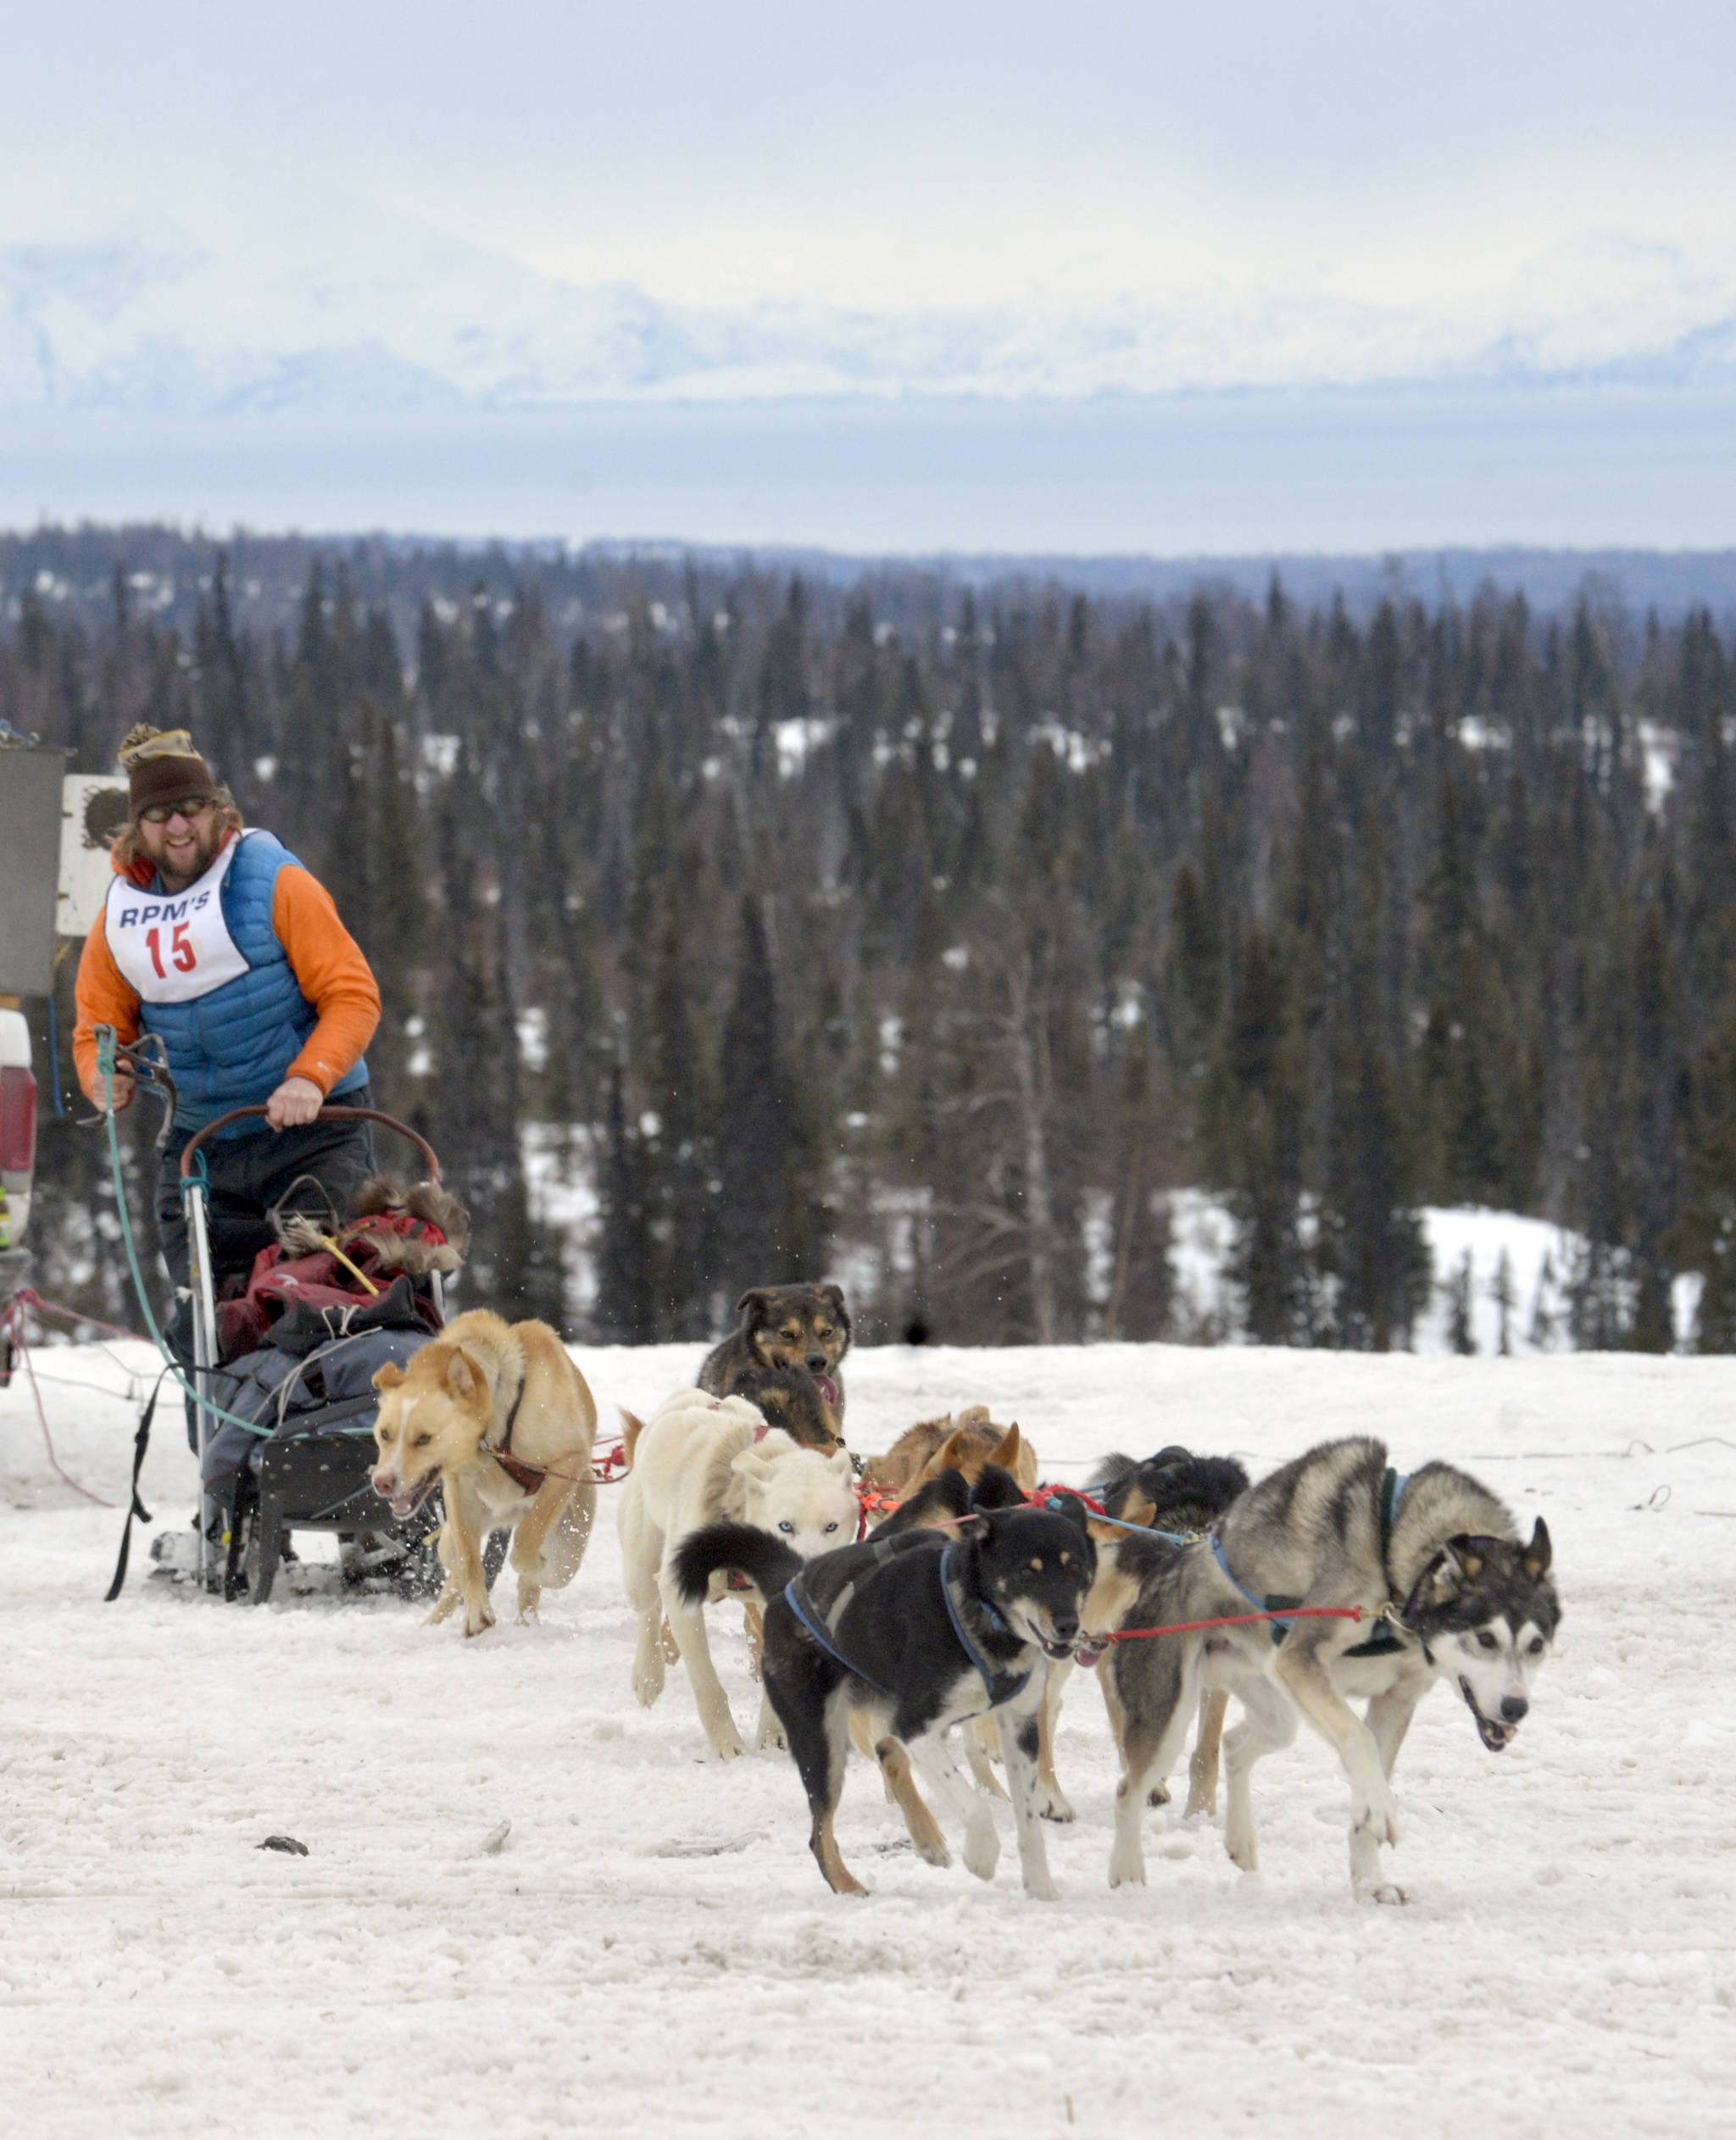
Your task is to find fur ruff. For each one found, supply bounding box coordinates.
[272,1174,470,1274]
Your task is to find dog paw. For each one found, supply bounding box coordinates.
[1147,1782,1171,1809]
[962,1824,999,1882]
[462,1603,497,1638]
[1357,1881,1410,1905]
[1023,1871,1061,1903]
[754,1715,787,1754]
[914,1836,951,1869]
[709,1727,748,1762]
[1107,1843,1147,1889]
[1182,1785,1217,1820]
[1224,1822,1259,1873]
[1352,1787,1400,1848]
[1037,1787,1076,1825]
[631,1660,665,1706]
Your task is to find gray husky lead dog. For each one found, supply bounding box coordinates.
[1102,1436,1560,1902]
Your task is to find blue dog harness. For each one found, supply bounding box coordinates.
[1214,1467,1412,1654]
[939,1540,1031,1704]
[783,1565,894,1694]
[783,1536,1031,1705]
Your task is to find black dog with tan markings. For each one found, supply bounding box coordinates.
[673,1482,1094,1898]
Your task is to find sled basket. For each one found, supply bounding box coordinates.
[159,1107,502,1601]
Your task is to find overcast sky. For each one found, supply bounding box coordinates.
[7,3,1735,548]
[7,0,1734,331]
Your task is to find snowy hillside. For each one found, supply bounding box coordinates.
[3,1335,1732,2138]
[1166,1197,1702,1357]
[521,1153,1690,1358]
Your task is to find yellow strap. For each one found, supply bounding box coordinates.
[317,1234,380,1297]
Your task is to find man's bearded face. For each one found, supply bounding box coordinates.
[137,801,225,887]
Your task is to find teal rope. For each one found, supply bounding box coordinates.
[92,1026,370,1440]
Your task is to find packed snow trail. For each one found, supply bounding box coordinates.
[3,1341,1733,2139]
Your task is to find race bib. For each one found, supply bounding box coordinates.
[104,834,252,1004]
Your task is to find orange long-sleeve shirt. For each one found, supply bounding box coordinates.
[73,838,381,1108]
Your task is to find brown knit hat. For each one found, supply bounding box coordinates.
[119,725,216,817]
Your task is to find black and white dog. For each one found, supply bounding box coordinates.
[673,1483,1095,1898]
[1103,1436,1561,1902]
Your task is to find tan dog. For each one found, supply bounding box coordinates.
[862,1407,1038,1502]
[370,1310,598,1637]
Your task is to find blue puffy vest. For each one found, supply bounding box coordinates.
[135,831,370,1135]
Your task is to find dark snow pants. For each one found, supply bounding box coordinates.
[155,1087,378,1293]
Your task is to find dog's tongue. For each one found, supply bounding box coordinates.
[816,1374,839,1407]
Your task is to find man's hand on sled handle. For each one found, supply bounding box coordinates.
[94,1059,136,1113]
[265,1075,324,1130]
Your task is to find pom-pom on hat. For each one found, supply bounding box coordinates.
[119,725,215,817]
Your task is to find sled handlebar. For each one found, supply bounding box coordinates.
[177,1107,442,1181]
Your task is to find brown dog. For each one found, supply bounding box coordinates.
[370,1309,597,1637]
[698,1285,851,1427]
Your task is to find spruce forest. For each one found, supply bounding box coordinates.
[7,530,1736,1353]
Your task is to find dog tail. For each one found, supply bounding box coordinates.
[620,1409,648,1470]
[1086,1451,1139,1495]
[1144,1454,1252,1533]
[670,1519,802,1608]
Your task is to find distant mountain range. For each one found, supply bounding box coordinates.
[8,222,1736,417]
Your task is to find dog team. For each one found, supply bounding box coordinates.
[369,1281,1561,1907]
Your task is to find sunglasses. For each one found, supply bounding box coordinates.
[139,798,215,825]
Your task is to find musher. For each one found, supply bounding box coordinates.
[72,725,382,1321]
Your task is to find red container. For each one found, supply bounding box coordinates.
[0,1063,36,1176]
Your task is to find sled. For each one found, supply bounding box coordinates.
[168,1105,504,1603]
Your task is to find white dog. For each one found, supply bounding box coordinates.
[618,1389,857,1759]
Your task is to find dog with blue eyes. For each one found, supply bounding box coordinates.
[617,1388,857,1760]
[1098,1437,1561,1904]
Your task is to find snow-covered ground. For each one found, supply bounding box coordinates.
[3,1335,1734,2139]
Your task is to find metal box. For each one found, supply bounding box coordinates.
[0,746,69,995]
